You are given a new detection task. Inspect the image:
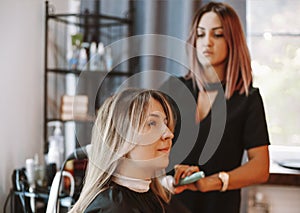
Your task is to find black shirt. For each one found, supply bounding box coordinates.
[162,77,270,213]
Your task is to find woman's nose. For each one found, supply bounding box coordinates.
[204,34,213,46]
[162,127,174,140]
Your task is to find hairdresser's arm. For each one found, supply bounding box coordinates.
[174,145,269,193]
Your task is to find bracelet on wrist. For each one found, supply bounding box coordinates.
[218,171,229,192]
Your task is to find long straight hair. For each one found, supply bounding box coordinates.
[69,88,175,212]
[187,1,252,98]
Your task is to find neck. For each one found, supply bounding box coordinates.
[205,63,225,83]
[113,157,166,193]
[115,157,164,180]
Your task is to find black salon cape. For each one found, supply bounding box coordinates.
[84,183,191,213]
[162,77,270,213]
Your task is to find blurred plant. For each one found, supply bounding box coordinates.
[71,33,83,48]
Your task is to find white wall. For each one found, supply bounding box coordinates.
[0,0,44,208]
[0,0,68,209]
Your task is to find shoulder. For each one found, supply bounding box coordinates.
[85,184,165,213]
[160,76,195,100]
[232,85,261,98]
[178,76,193,87]
[240,86,270,148]
[84,185,132,213]
[227,85,266,118]
[246,86,264,107]
[248,85,261,97]
[230,85,262,103]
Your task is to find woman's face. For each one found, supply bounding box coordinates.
[196,11,228,73]
[127,98,174,169]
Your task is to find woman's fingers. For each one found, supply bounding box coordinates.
[173,164,189,184]
[173,181,199,194]
[173,165,200,184]
[184,166,199,177]
[174,185,188,194]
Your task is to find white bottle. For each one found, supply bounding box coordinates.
[47,121,64,170]
[47,138,61,170]
[78,48,87,70]
[26,158,36,186]
[97,42,107,71]
[89,42,97,71]
[105,46,113,72]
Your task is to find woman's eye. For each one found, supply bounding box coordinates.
[197,33,205,38]
[148,121,156,127]
[196,28,204,37]
[214,33,224,38]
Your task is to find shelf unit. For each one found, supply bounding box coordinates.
[43,1,134,154]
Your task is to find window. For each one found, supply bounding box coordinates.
[247,0,300,146]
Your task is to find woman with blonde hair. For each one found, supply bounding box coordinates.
[69,88,188,212]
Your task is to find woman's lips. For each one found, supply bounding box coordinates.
[203,50,213,56]
[157,147,171,153]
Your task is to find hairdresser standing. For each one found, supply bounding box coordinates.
[167,2,270,212]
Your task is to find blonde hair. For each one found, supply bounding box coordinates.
[186,1,252,98]
[69,88,175,212]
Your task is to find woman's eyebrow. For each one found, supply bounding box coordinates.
[149,113,160,118]
[149,113,167,120]
[197,26,223,30]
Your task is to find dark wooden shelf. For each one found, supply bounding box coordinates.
[46,117,95,123]
[46,68,133,76]
[267,173,300,187]
[48,13,132,28]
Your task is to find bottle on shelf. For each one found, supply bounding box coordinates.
[105,46,113,72]
[78,47,87,70]
[97,42,107,71]
[47,121,64,170]
[89,42,108,72]
[68,45,80,70]
[89,42,98,71]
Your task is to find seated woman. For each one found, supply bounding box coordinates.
[69,88,184,213]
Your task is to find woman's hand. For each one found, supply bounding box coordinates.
[173,164,202,194]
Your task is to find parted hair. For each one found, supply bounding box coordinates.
[69,88,176,212]
[187,1,252,98]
